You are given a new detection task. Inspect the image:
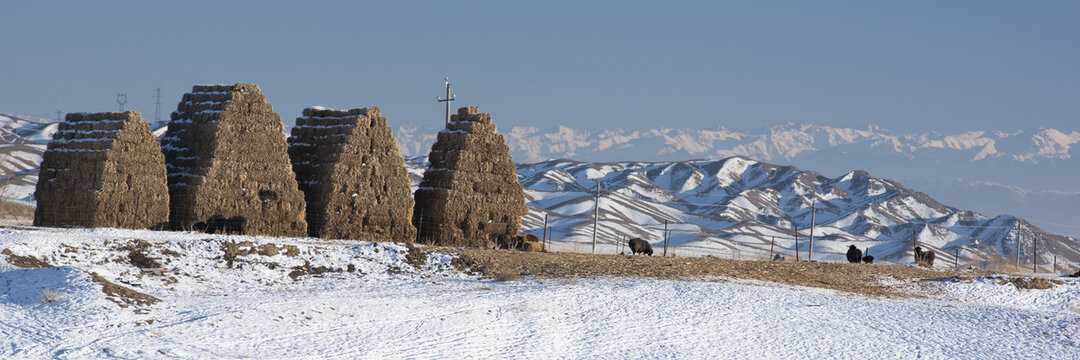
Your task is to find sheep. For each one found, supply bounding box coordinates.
[914,246,935,267]
[846,245,863,263]
[628,238,653,256]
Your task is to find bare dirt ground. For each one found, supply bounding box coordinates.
[442,247,989,298]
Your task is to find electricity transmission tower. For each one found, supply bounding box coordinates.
[116,93,127,111]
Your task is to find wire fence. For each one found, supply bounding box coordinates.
[17,199,1080,276]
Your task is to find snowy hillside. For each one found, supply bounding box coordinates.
[413,156,1078,272]
[3,112,1076,270]
[397,122,1080,238]
[0,113,53,202]
[0,113,168,202]
[1,227,1079,358]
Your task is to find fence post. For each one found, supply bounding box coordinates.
[1054,255,1058,274]
[794,225,800,262]
[770,236,775,261]
[663,220,669,257]
[417,209,424,243]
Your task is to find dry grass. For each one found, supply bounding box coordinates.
[39,289,63,303]
[444,248,986,298]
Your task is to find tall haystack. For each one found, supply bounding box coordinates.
[287,106,417,241]
[413,107,528,247]
[161,83,307,236]
[34,111,168,228]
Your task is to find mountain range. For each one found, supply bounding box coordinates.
[2,111,1077,269]
[395,122,1080,238]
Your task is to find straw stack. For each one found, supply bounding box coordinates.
[287,106,417,241]
[34,111,169,229]
[161,83,307,236]
[413,107,528,247]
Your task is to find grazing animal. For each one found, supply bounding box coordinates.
[914,246,936,267]
[225,216,247,235]
[772,254,785,261]
[204,215,227,234]
[628,238,653,256]
[846,245,863,263]
[862,247,874,264]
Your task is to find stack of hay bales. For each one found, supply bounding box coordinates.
[413,106,528,247]
[34,111,168,229]
[287,106,417,241]
[161,83,307,236]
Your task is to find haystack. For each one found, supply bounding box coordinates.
[413,107,528,247]
[33,111,168,228]
[287,106,416,241]
[161,83,307,236]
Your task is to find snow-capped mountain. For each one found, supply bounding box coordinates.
[396,123,1080,165]
[3,112,1077,269]
[397,122,1080,238]
[421,156,1080,270]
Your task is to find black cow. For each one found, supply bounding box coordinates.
[846,245,862,263]
[628,238,653,256]
[204,215,227,234]
[914,246,935,267]
[225,216,247,235]
[862,247,874,264]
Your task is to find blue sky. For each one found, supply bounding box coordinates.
[2,1,1077,133]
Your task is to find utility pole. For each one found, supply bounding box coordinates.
[116,93,127,111]
[1033,236,1038,273]
[1016,223,1021,270]
[808,199,816,261]
[153,87,163,123]
[437,77,456,127]
[56,109,62,123]
[592,181,601,254]
[663,221,669,257]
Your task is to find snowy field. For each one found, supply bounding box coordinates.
[1,227,1078,359]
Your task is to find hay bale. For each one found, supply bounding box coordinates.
[287,106,416,241]
[413,107,528,247]
[33,111,169,229]
[162,83,307,236]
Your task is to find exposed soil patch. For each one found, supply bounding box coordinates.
[222,241,300,266]
[288,260,343,281]
[445,248,984,298]
[2,248,52,268]
[90,272,160,307]
[999,277,1063,290]
[405,243,426,269]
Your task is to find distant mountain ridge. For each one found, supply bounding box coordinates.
[395,122,1080,164]
[3,111,1077,256]
[395,122,1080,238]
[408,156,1079,270]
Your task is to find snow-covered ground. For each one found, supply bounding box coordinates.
[1,227,1079,359]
